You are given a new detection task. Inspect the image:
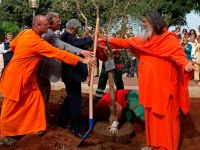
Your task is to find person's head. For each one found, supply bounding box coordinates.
[32,15,49,35]
[46,12,61,31]
[185,33,190,38]
[189,35,196,43]
[175,26,181,33]
[182,37,189,45]
[129,32,135,37]
[189,29,197,38]
[65,18,81,36]
[140,11,166,41]
[182,29,187,35]
[5,33,13,42]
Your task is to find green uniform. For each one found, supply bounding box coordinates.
[96,54,124,99]
[125,90,144,121]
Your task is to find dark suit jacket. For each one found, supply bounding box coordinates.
[39,29,83,82]
[3,41,13,62]
[60,31,93,82]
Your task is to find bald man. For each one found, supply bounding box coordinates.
[0,15,94,146]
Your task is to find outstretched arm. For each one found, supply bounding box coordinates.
[98,35,141,59]
[36,39,95,67]
[98,35,132,49]
[108,38,133,49]
[42,31,82,55]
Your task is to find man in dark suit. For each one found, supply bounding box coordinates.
[38,12,93,116]
[58,18,93,138]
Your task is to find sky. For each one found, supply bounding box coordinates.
[169,11,200,31]
[131,11,200,35]
[186,11,200,30]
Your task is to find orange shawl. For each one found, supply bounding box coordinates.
[109,31,191,115]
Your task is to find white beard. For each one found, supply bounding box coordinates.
[139,26,153,41]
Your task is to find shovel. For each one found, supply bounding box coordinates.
[77,6,99,147]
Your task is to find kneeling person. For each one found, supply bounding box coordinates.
[97,89,144,134]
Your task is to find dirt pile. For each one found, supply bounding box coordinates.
[0,90,200,150]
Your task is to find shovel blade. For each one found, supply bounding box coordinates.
[77,119,93,147]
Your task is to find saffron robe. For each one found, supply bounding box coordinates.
[109,31,191,150]
[0,29,80,137]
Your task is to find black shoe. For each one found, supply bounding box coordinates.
[70,129,84,138]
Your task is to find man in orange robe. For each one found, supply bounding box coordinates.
[0,15,94,145]
[100,11,195,150]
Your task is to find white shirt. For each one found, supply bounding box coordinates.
[191,42,199,61]
[0,43,9,54]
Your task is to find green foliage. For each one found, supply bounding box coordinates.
[49,0,114,29]
[159,0,192,26]
[0,0,199,30]
[48,0,77,27]
[0,21,20,41]
[0,21,20,36]
[0,0,52,27]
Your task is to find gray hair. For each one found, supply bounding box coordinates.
[143,11,166,35]
[6,32,13,36]
[46,12,59,25]
[65,18,81,29]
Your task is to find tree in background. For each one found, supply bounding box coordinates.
[0,21,20,42]
[0,0,52,27]
[0,21,20,36]
[0,0,199,32]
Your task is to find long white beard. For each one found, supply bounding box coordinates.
[139,26,153,41]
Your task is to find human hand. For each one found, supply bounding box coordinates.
[79,57,96,67]
[7,48,12,52]
[80,50,94,58]
[185,61,196,72]
[109,121,119,134]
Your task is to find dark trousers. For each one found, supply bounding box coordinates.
[96,59,100,76]
[59,79,82,131]
[99,64,124,90]
[95,64,124,99]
